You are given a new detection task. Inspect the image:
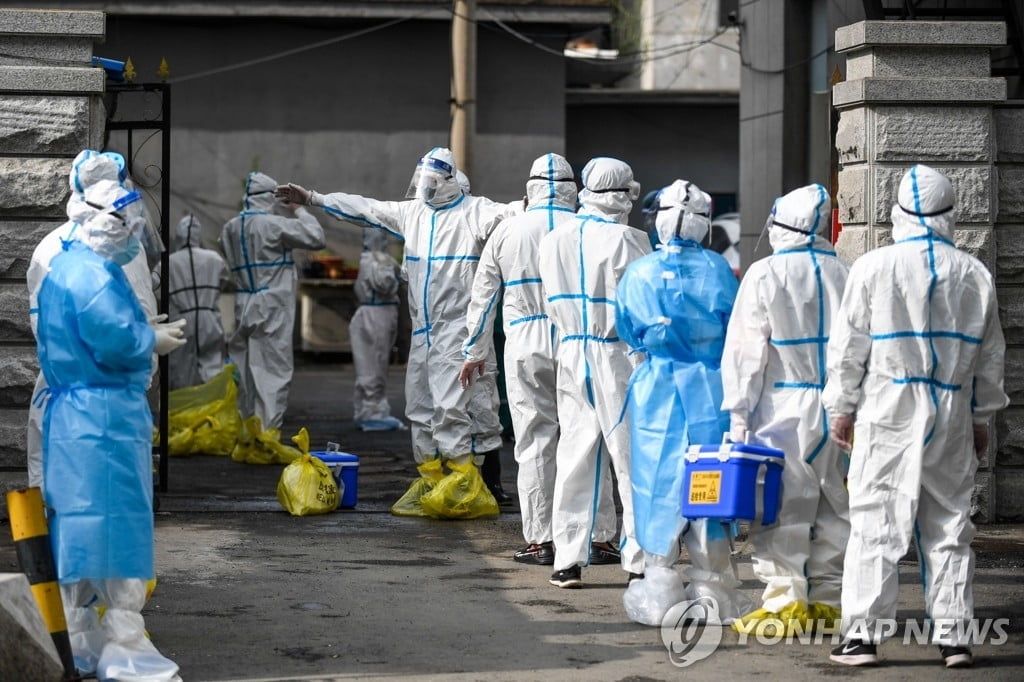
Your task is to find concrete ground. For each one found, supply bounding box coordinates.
[2,361,1024,681]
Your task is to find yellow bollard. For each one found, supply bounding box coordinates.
[6,487,79,680]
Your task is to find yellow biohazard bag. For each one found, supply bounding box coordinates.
[230,415,303,465]
[390,458,446,517]
[166,365,242,456]
[276,454,339,516]
[419,459,500,519]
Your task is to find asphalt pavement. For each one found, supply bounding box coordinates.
[2,360,1024,681]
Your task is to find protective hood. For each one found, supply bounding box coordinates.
[456,169,471,196]
[654,179,711,245]
[408,147,462,209]
[766,183,833,252]
[66,194,101,225]
[243,171,278,212]
[69,150,125,195]
[578,157,640,224]
[77,179,143,261]
[173,214,202,251]
[525,153,577,210]
[890,164,956,242]
[362,226,390,253]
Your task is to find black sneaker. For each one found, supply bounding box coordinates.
[487,482,514,505]
[549,565,582,588]
[589,542,621,565]
[513,542,554,565]
[939,645,973,668]
[830,640,878,666]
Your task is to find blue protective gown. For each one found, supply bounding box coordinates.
[616,239,738,557]
[36,240,157,583]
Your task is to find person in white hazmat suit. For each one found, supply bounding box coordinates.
[37,179,185,682]
[274,147,514,504]
[823,165,1008,669]
[26,150,173,494]
[459,153,619,565]
[351,227,404,430]
[166,214,228,390]
[538,156,651,588]
[720,184,851,634]
[617,180,753,625]
[219,171,325,430]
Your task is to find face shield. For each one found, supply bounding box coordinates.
[405,155,455,202]
[137,216,165,261]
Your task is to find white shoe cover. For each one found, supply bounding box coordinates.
[97,608,181,682]
[623,566,688,626]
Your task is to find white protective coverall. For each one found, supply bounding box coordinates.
[295,148,510,463]
[538,157,651,577]
[351,227,403,430]
[38,180,181,682]
[721,184,851,626]
[167,214,228,389]
[463,153,616,547]
[619,180,752,625]
[823,165,1008,646]
[219,172,325,429]
[26,150,157,492]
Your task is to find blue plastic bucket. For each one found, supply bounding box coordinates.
[311,452,359,509]
[681,443,785,523]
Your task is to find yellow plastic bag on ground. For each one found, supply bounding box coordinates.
[167,365,241,456]
[230,416,303,465]
[390,459,446,517]
[732,601,815,637]
[420,459,499,519]
[276,454,339,516]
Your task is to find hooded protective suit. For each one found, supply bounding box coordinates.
[351,227,403,430]
[721,184,850,627]
[26,151,155,493]
[463,153,616,547]
[301,148,511,463]
[538,157,651,577]
[167,214,227,390]
[617,180,750,622]
[219,172,325,429]
[823,165,1008,646]
[37,179,182,681]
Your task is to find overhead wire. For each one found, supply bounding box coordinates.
[165,13,427,84]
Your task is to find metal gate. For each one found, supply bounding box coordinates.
[104,82,172,493]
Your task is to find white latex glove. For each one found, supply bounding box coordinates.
[728,413,748,444]
[152,317,186,355]
[830,413,854,451]
[274,183,311,206]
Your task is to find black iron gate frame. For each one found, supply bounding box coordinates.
[105,82,171,493]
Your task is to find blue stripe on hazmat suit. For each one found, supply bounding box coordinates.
[616,236,737,557]
[37,240,156,582]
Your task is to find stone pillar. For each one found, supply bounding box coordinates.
[832,20,1007,521]
[994,102,1024,521]
[0,9,106,515]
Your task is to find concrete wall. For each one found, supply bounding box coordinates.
[621,0,740,91]
[832,20,1019,521]
[96,15,569,261]
[566,96,739,225]
[0,8,107,505]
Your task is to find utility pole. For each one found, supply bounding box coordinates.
[451,0,476,181]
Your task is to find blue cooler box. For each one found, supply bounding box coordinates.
[311,452,359,508]
[681,443,784,523]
